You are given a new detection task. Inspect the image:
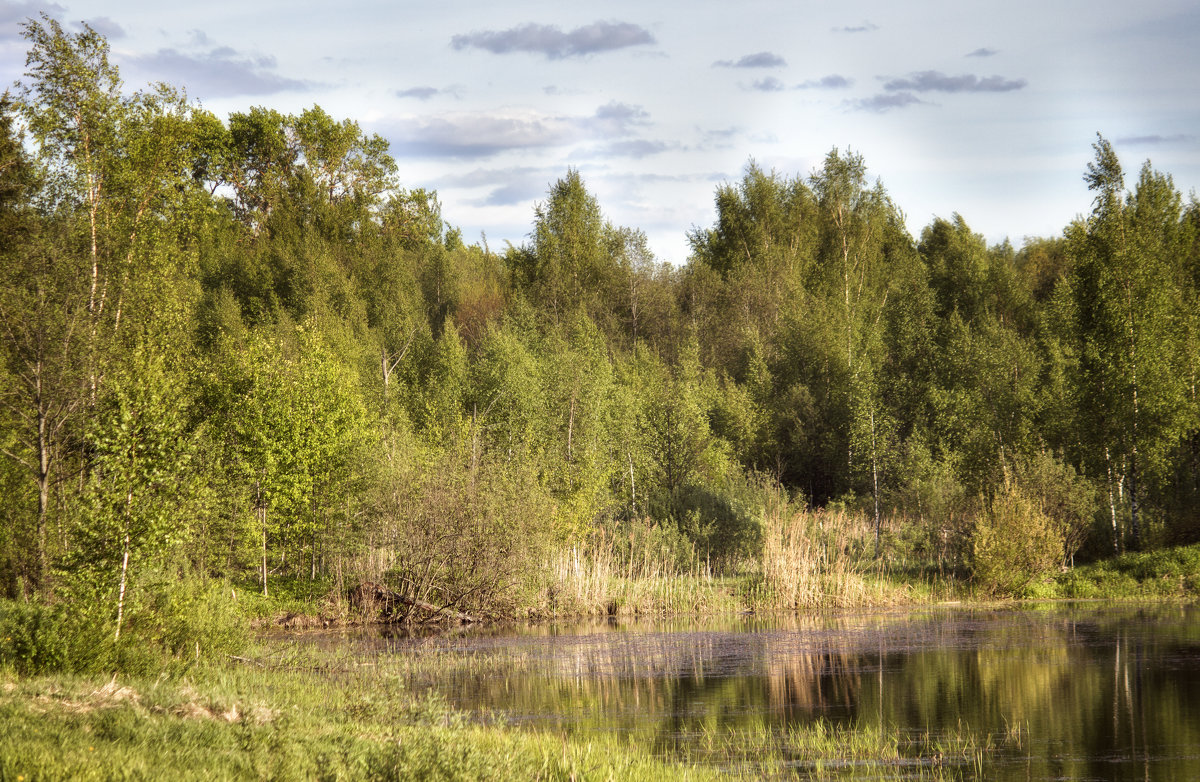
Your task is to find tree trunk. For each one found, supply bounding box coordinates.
[1105,446,1122,553]
[870,406,881,558]
[114,490,131,642]
[36,400,50,590]
[1128,451,1141,550]
[114,536,129,641]
[258,482,268,597]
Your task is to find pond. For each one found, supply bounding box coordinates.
[309,602,1200,779]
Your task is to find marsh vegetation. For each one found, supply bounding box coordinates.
[2,16,1200,779]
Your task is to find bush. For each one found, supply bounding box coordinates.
[365,443,555,619]
[674,473,766,568]
[971,479,1065,597]
[129,576,248,663]
[0,576,246,676]
[1012,452,1098,566]
[0,601,113,675]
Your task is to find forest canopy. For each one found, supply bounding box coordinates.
[2,16,1199,622]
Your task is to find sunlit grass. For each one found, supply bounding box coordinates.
[683,716,1015,779]
[1051,543,1200,600]
[0,660,722,781]
[0,647,1021,782]
[752,504,922,611]
[541,540,743,618]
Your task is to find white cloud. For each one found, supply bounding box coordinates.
[450,20,655,59]
[127,44,310,98]
[713,51,786,68]
[883,71,1027,93]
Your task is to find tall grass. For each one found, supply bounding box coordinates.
[538,496,926,619]
[754,491,913,610]
[539,524,741,617]
[0,664,723,782]
[687,716,1005,778]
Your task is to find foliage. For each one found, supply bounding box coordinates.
[2,24,1200,631]
[0,665,721,782]
[367,438,556,618]
[970,477,1066,597]
[0,578,245,676]
[1052,543,1200,599]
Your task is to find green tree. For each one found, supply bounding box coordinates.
[511,169,620,325]
[211,324,368,594]
[1066,137,1191,549]
[78,346,196,639]
[18,15,201,357]
[808,149,906,545]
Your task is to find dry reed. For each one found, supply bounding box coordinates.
[757,497,906,610]
[540,529,738,617]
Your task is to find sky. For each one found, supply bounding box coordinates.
[2,0,1199,264]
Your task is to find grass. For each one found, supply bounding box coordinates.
[541,542,743,618]
[0,655,722,781]
[749,505,929,611]
[181,531,1200,632]
[540,506,935,621]
[1,636,1023,781]
[1048,543,1200,600]
[683,716,1014,779]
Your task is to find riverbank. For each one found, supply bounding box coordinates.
[0,619,1023,782]
[0,661,721,781]
[4,545,1200,779]
[244,542,1200,631]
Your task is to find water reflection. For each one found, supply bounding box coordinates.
[307,603,1200,779]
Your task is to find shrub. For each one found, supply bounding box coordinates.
[364,443,555,620]
[674,473,766,569]
[971,479,1065,597]
[0,600,113,675]
[0,576,246,676]
[129,576,248,663]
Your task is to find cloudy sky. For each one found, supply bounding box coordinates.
[2,0,1199,263]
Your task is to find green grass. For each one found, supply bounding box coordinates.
[1049,543,1200,600]
[0,657,1014,781]
[676,715,1011,779]
[0,659,721,781]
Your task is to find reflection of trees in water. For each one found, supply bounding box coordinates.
[323,605,1200,777]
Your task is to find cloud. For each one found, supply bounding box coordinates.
[584,101,650,135]
[851,92,926,112]
[797,74,853,89]
[388,101,650,159]
[127,45,310,97]
[74,16,124,39]
[740,74,851,92]
[441,166,544,188]
[434,166,555,207]
[834,22,878,33]
[0,1,66,39]
[389,112,579,158]
[397,87,439,100]
[713,51,786,68]
[748,76,786,92]
[586,139,674,158]
[698,126,741,149]
[883,70,1027,93]
[966,47,997,57]
[450,20,655,59]
[397,85,466,101]
[482,181,546,206]
[1116,134,1195,146]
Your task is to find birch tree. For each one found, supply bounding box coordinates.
[1067,136,1190,549]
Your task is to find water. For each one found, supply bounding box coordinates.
[312,603,1200,779]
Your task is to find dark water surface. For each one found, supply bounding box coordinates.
[311,603,1200,779]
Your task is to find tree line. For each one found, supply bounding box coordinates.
[2,17,1199,618]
